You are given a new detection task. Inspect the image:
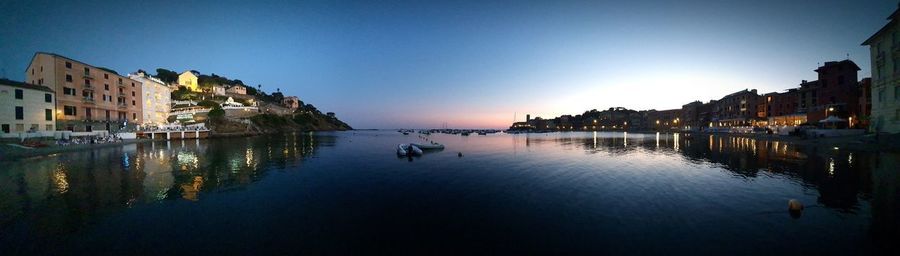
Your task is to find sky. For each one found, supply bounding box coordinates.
[0,0,896,129]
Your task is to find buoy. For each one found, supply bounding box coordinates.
[458,152,463,157]
[788,199,804,218]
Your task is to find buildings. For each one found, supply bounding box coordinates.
[129,71,171,126]
[178,71,200,92]
[858,78,872,128]
[646,109,682,130]
[226,84,247,95]
[681,101,703,131]
[0,79,56,134]
[758,89,805,126]
[212,85,226,96]
[863,3,900,133]
[713,89,759,127]
[797,60,861,124]
[25,52,143,132]
[283,96,300,109]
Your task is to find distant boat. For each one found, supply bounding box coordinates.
[403,132,410,135]
[460,132,470,136]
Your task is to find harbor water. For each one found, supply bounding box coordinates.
[0,131,897,254]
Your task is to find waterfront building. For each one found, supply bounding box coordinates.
[713,89,759,127]
[25,52,143,132]
[226,84,247,95]
[646,108,682,130]
[758,89,805,126]
[858,78,872,129]
[283,96,300,109]
[178,71,200,92]
[681,101,703,131]
[0,79,56,134]
[863,3,900,133]
[129,71,172,127]
[797,60,861,125]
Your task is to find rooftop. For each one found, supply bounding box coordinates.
[0,78,55,93]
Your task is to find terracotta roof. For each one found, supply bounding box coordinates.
[0,78,55,93]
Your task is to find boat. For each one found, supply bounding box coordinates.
[397,144,423,156]
[411,142,445,150]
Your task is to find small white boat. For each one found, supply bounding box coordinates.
[397,144,423,156]
[412,143,445,150]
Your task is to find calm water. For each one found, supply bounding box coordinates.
[1,131,898,254]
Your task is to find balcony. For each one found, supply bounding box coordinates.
[82,97,95,104]
[117,81,126,87]
[117,103,128,109]
[83,72,94,79]
[83,84,94,91]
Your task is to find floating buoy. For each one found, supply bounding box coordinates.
[458,152,463,157]
[788,199,804,218]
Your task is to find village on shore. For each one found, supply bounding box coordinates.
[511,4,900,140]
[0,52,351,150]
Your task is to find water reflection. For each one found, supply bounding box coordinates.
[0,132,332,243]
[515,131,897,221]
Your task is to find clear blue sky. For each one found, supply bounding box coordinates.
[0,0,895,128]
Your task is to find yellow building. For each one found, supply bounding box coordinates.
[177,71,199,92]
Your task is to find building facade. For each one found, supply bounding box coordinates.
[226,85,247,95]
[797,60,861,124]
[25,52,143,132]
[129,71,171,126]
[0,79,56,134]
[758,89,805,126]
[283,96,300,109]
[863,4,900,133]
[714,89,759,127]
[212,85,226,96]
[178,71,200,92]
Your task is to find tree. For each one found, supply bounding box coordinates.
[154,68,178,84]
[208,107,225,122]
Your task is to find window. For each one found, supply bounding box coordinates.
[15,106,23,120]
[30,124,38,132]
[64,105,77,116]
[132,91,135,97]
[105,110,110,120]
[1,124,9,133]
[83,67,89,75]
[65,62,72,68]
[104,74,109,79]
[132,113,136,120]
[14,89,23,99]
[66,74,73,82]
[45,109,52,121]
[45,93,52,102]
[63,87,75,96]
[15,124,24,132]
[31,69,34,75]
[132,100,136,106]
[105,84,109,90]
[131,82,135,87]
[46,124,53,131]
[84,79,91,85]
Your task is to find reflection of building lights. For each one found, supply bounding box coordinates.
[828,158,835,176]
[52,165,70,194]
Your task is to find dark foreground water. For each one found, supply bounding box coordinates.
[1,131,898,255]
